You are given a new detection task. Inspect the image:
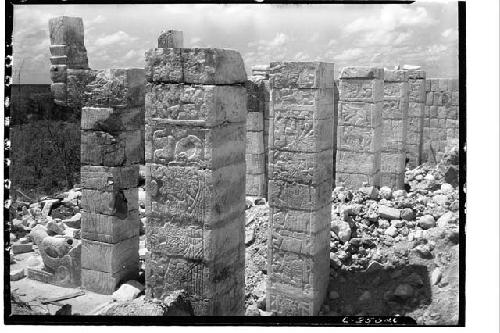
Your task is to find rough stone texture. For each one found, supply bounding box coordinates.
[422,78,459,164]
[80,80,143,294]
[158,30,184,48]
[267,62,333,316]
[336,67,383,189]
[406,70,426,168]
[145,44,247,316]
[381,70,409,189]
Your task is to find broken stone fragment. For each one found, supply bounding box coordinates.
[378,205,401,220]
[418,215,436,229]
[112,280,145,302]
[12,243,34,254]
[10,268,26,281]
[158,30,183,48]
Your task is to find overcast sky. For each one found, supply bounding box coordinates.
[11,2,458,84]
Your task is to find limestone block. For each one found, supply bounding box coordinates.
[447,106,458,120]
[337,125,382,153]
[271,116,333,152]
[246,80,261,113]
[81,237,139,273]
[246,153,265,174]
[271,88,334,120]
[267,288,325,316]
[120,130,144,165]
[270,205,330,236]
[336,151,379,175]
[81,165,139,191]
[147,122,245,168]
[246,173,266,196]
[246,131,264,154]
[380,152,405,173]
[64,44,89,69]
[49,16,85,46]
[408,101,424,117]
[50,83,67,102]
[82,266,138,295]
[446,119,459,129]
[146,163,245,227]
[146,213,243,261]
[451,92,459,106]
[67,69,97,108]
[339,79,383,102]
[81,107,144,132]
[145,83,247,126]
[50,65,67,83]
[182,48,247,84]
[384,69,409,82]
[81,130,126,166]
[81,188,138,216]
[335,172,379,189]
[426,92,434,106]
[381,119,405,151]
[247,112,264,131]
[268,149,333,185]
[270,223,329,256]
[380,173,404,190]
[450,79,459,91]
[270,62,335,89]
[409,79,426,103]
[81,211,140,244]
[49,45,67,56]
[338,102,382,127]
[158,30,183,48]
[383,100,407,120]
[407,70,426,80]
[85,68,146,108]
[145,48,183,83]
[438,79,448,91]
[268,180,331,210]
[383,82,409,100]
[340,67,384,80]
[50,56,67,66]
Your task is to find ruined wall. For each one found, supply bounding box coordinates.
[267,62,334,315]
[80,68,145,294]
[423,78,459,163]
[336,67,384,189]
[144,43,247,315]
[381,70,409,189]
[406,70,426,168]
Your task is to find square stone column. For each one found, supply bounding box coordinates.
[406,70,426,168]
[80,68,145,294]
[267,62,334,316]
[336,67,384,189]
[381,70,409,189]
[144,46,247,315]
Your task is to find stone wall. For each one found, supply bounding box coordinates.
[406,70,426,168]
[144,42,247,315]
[267,62,334,315]
[336,67,384,189]
[423,78,459,163]
[80,68,145,294]
[381,70,409,189]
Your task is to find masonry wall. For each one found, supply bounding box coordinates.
[267,62,334,315]
[336,67,384,189]
[406,70,426,168]
[423,78,459,163]
[144,46,247,315]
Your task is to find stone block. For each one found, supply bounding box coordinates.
[383,81,409,100]
[337,125,382,153]
[381,119,405,151]
[336,151,379,175]
[409,79,426,102]
[145,48,183,83]
[246,173,266,197]
[158,30,183,48]
[50,65,67,83]
[81,107,144,132]
[246,153,265,174]
[81,188,138,216]
[146,163,245,227]
[426,92,434,106]
[49,45,67,56]
[270,62,335,89]
[81,237,139,273]
[335,172,379,189]
[408,101,424,118]
[81,165,139,191]
[339,79,383,102]
[147,122,245,168]
[380,172,404,190]
[382,100,407,120]
[247,112,264,131]
[407,70,426,80]
[271,88,334,120]
[384,69,409,82]
[380,151,405,173]
[338,101,382,127]
[340,67,384,79]
[451,91,459,106]
[268,149,333,185]
[64,44,89,69]
[85,68,146,108]
[270,205,330,236]
[271,116,333,152]
[246,131,264,154]
[67,69,97,108]
[82,266,138,295]
[268,180,331,211]
[270,222,329,256]
[50,56,67,66]
[81,211,140,244]
[49,16,85,46]
[81,130,126,166]
[50,83,67,102]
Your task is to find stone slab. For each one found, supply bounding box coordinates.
[81,211,140,244]
[271,88,334,120]
[269,62,335,89]
[81,236,139,274]
[340,67,384,80]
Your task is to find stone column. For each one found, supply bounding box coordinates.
[80,68,145,294]
[144,42,247,315]
[267,62,334,316]
[381,70,409,189]
[48,16,89,106]
[406,70,426,168]
[336,67,384,189]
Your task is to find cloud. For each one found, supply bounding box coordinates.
[94,31,137,47]
[441,28,458,41]
[334,48,364,61]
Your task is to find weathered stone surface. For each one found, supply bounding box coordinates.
[335,172,378,189]
[271,116,333,152]
[81,211,140,243]
[51,83,67,102]
[339,79,383,102]
[338,101,382,127]
[270,205,330,236]
[146,122,245,168]
[81,188,138,216]
[337,125,382,153]
[81,165,138,191]
[270,62,335,89]
[81,107,143,132]
[158,30,183,48]
[66,69,97,108]
[340,67,384,79]
[246,173,266,197]
[380,152,405,173]
[81,237,139,273]
[82,266,138,295]
[268,180,331,211]
[381,119,406,151]
[246,131,264,154]
[145,83,246,126]
[247,112,264,131]
[336,151,379,175]
[50,65,67,83]
[145,48,183,83]
[246,153,265,174]
[384,69,409,82]
[49,16,85,46]
[271,88,334,120]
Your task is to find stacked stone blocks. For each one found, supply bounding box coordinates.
[267,62,334,315]
[423,78,459,163]
[381,70,409,189]
[336,67,384,189]
[80,68,145,294]
[406,70,426,168]
[144,35,247,315]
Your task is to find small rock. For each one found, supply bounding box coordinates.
[406,272,424,287]
[433,194,448,206]
[385,226,398,237]
[447,229,459,244]
[437,212,456,228]
[365,261,384,272]
[10,268,25,281]
[360,186,379,199]
[254,198,266,205]
[418,215,436,229]
[47,220,66,235]
[394,284,414,298]
[392,190,407,199]
[258,309,275,316]
[400,208,415,221]
[441,183,453,193]
[245,304,260,316]
[331,220,352,243]
[379,186,392,200]
[391,220,404,228]
[245,198,253,210]
[245,225,256,245]
[112,280,145,302]
[414,244,433,259]
[424,174,435,181]
[378,219,390,229]
[10,233,17,242]
[62,213,81,229]
[378,205,401,220]
[431,267,442,285]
